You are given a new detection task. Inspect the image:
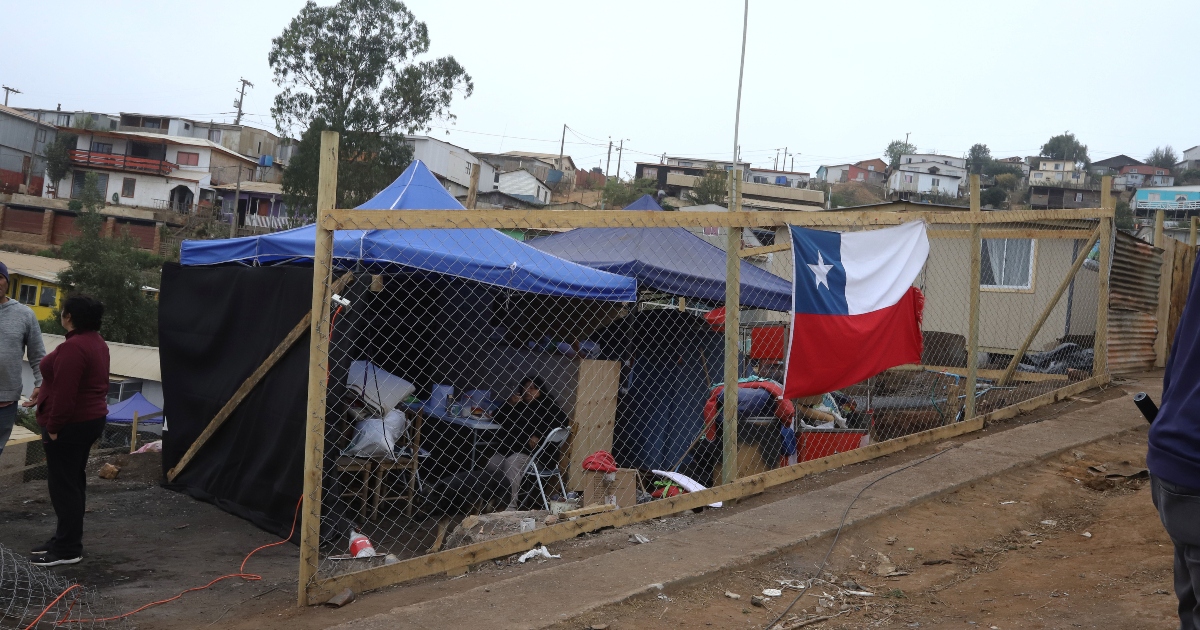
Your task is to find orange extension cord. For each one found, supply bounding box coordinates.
[24,497,304,629]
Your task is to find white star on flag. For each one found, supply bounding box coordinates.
[808,251,833,290]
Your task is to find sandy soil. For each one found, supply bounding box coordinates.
[554,429,1176,630]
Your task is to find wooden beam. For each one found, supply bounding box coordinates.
[1155,237,1175,368]
[976,373,1110,423]
[166,271,354,484]
[723,170,742,487]
[887,363,1068,383]
[1191,216,1198,248]
[465,163,480,210]
[299,130,340,607]
[1095,184,1113,377]
[1154,209,1165,247]
[320,208,1115,231]
[928,229,1094,240]
[740,242,789,257]
[965,175,982,423]
[997,226,1101,386]
[305,414,989,603]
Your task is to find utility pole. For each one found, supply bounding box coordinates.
[783,146,788,171]
[605,139,613,178]
[905,131,911,147]
[2,86,20,107]
[558,124,566,170]
[233,78,254,125]
[615,139,625,181]
[227,165,244,238]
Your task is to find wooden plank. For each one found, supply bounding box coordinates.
[997,226,1101,386]
[306,414,990,603]
[299,130,339,607]
[965,177,982,422]
[887,364,1067,383]
[740,242,789,257]
[1166,242,1194,359]
[465,163,480,210]
[1155,237,1174,368]
[320,208,1115,231]
[1191,216,1198,248]
[723,171,742,486]
[1095,213,1112,376]
[1154,209,1165,247]
[561,503,617,519]
[928,229,1093,240]
[976,373,1110,423]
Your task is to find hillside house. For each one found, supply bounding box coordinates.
[1176,146,1200,173]
[888,154,966,198]
[212,181,294,230]
[405,135,496,198]
[499,151,577,191]
[997,156,1031,179]
[747,167,810,188]
[0,105,56,196]
[816,164,852,183]
[853,158,889,184]
[1029,185,1103,210]
[1029,158,1086,186]
[0,251,69,320]
[19,107,118,132]
[1131,185,1200,222]
[497,169,551,205]
[1119,164,1173,188]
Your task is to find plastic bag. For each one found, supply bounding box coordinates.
[345,410,407,460]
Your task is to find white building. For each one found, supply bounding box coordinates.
[887,169,963,197]
[1028,158,1086,186]
[52,129,257,213]
[404,135,497,198]
[747,167,810,188]
[816,164,852,183]
[896,154,968,179]
[497,169,551,205]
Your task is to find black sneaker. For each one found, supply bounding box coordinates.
[31,540,53,556]
[30,551,81,567]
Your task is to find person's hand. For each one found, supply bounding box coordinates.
[21,387,38,407]
[48,433,57,441]
[528,435,540,449]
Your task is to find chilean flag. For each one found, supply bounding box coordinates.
[783,221,929,399]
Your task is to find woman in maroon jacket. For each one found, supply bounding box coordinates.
[30,295,110,567]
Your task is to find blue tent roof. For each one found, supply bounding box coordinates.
[527,227,793,311]
[179,161,637,302]
[107,392,163,424]
[624,194,662,211]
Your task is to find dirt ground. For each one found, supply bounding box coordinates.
[554,429,1176,630]
[0,379,1167,629]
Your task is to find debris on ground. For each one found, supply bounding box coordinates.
[724,591,741,600]
[324,587,355,608]
[97,463,120,479]
[628,533,651,544]
[517,545,560,563]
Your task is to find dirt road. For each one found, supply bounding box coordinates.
[556,428,1175,629]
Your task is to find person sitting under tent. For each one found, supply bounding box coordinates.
[486,377,567,510]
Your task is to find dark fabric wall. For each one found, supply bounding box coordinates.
[159,263,315,539]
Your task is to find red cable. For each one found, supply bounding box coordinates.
[25,497,304,628]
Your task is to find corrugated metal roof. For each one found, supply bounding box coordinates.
[42,334,160,381]
[0,251,69,284]
[1108,231,1162,373]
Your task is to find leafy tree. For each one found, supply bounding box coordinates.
[685,167,728,207]
[270,0,472,215]
[43,133,77,197]
[1177,169,1200,185]
[885,140,917,169]
[979,187,1006,208]
[983,161,1023,178]
[1146,145,1178,169]
[967,143,992,174]
[601,178,657,208]
[1040,132,1089,168]
[1115,200,1134,231]
[993,173,1021,192]
[44,173,159,346]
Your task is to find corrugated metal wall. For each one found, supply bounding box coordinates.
[1108,232,1161,373]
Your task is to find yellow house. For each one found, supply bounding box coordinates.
[0,251,70,320]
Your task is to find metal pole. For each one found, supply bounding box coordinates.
[605,140,612,178]
[730,0,749,202]
[559,124,566,169]
[615,139,624,181]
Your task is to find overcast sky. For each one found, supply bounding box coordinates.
[4,0,1197,176]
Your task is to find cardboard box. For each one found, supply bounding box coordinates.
[581,468,638,509]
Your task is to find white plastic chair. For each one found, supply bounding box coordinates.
[522,427,570,511]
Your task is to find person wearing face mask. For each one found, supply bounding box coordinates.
[486,377,567,510]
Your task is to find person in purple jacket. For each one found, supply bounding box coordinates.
[1150,252,1200,629]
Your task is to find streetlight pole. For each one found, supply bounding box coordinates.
[730,0,749,202]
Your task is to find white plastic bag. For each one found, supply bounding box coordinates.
[347,361,416,414]
[345,410,407,460]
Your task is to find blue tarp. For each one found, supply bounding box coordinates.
[179,161,637,302]
[107,392,163,425]
[527,195,793,311]
[624,194,662,210]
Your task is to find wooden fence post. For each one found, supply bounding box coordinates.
[723,170,742,486]
[964,175,982,422]
[465,163,480,210]
[1095,176,1113,377]
[298,131,339,606]
[1154,209,1164,247]
[1190,216,1198,248]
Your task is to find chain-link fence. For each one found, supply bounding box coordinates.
[0,543,128,629]
[296,208,1112,604]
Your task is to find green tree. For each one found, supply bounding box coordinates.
[1178,169,1200,185]
[967,143,992,174]
[885,140,917,169]
[601,178,657,208]
[1146,145,1178,169]
[271,0,473,215]
[43,132,77,197]
[979,187,1006,208]
[685,167,728,207]
[1040,132,1090,168]
[1115,200,1134,231]
[45,173,159,346]
[993,173,1021,192]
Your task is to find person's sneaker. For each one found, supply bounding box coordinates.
[30,540,54,556]
[30,551,81,567]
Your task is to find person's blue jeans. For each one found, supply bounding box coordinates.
[0,403,17,460]
[1151,475,1200,630]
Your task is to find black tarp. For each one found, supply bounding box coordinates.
[159,263,314,538]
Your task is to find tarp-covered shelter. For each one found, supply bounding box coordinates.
[161,161,637,537]
[106,392,162,425]
[526,195,792,311]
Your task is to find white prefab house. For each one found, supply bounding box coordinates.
[887,169,963,197]
[404,135,497,198]
[52,130,257,213]
[497,169,551,205]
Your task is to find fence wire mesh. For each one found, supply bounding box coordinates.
[300,210,1108,593]
[0,543,127,629]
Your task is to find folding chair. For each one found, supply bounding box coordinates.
[522,427,570,511]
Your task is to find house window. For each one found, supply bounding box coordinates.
[981,239,1035,289]
[931,178,941,188]
[1148,193,1161,201]
[1075,192,1083,202]
[905,157,912,164]
[753,176,768,184]
[1177,194,1188,202]
[36,129,47,142]
[1071,172,1080,179]
[1054,163,1062,170]
[184,122,191,131]
[904,174,914,183]
[56,113,70,126]
[679,161,693,167]
[121,177,136,198]
[643,167,658,179]
[90,142,113,154]
[1157,170,1165,175]
[1033,172,1043,179]
[39,286,56,307]
[176,151,199,166]
[18,285,37,305]
[208,129,222,142]
[867,165,875,171]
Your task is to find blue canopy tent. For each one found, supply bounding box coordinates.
[526,195,792,311]
[106,392,163,425]
[180,161,637,302]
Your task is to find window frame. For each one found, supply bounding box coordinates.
[39,286,56,307]
[36,129,47,142]
[18,284,38,305]
[980,238,1037,292]
[121,177,136,198]
[176,151,200,166]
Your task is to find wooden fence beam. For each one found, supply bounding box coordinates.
[740,242,789,257]
[723,171,742,487]
[965,175,983,423]
[1095,181,1113,377]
